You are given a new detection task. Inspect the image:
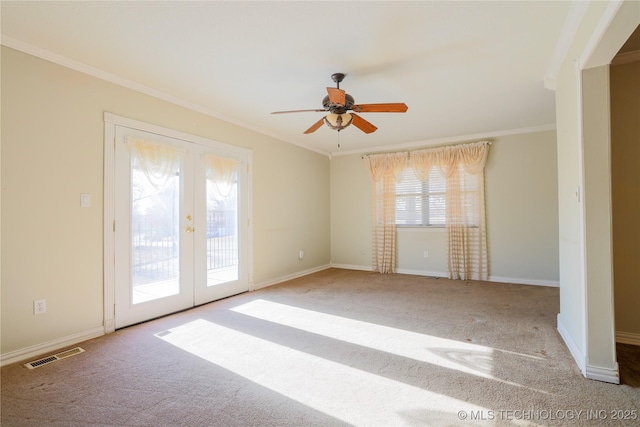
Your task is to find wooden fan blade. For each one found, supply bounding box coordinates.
[271,109,326,114]
[303,118,325,134]
[326,87,346,105]
[352,103,408,113]
[350,113,377,134]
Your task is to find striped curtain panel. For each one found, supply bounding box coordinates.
[412,141,490,280]
[363,152,408,274]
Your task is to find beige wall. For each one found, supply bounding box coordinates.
[485,132,559,283]
[331,131,560,285]
[611,59,640,338]
[1,46,330,356]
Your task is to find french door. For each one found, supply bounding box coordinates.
[113,124,251,329]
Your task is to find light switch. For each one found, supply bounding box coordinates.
[80,193,91,207]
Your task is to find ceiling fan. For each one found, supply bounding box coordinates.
[271,73,408,134]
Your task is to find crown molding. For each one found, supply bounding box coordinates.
[544,1,590,90]
[331,124,557,157]
[0,35,332,158]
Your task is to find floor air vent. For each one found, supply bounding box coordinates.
[25,347,85,369]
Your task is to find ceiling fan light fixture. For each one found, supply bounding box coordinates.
[324,113,353,131]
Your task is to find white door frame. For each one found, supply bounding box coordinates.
[103,112,253,333]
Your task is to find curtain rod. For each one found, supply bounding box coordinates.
[361,140,492,159]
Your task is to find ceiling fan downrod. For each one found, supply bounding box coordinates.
[331,72,345,89]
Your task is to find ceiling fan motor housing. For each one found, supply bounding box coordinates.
[322,94,354,114]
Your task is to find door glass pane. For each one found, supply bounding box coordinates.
[131,154,180,304]
[206,157,239,286]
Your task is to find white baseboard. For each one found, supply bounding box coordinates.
[331,264,449,278]
[332,264,450,278]
[330,263,558,287]
[585,363,620,384]
[557,314,586,375]
[556,316,620,384]
[331,263,447,277]
[616,331,640,346]
[329,263,373,272]
[489,275,559,288]
[397,268,449,278]
[0,326,105,367]
[252,264,332,290]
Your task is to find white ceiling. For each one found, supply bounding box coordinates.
[1,1,573,156]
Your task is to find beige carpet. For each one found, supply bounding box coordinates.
[2,268,639,426]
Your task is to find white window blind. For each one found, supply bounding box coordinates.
[395,166,479,227]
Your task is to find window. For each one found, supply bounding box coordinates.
[396,167,445,226]
[395,166,479,227]
[365,140,489,278]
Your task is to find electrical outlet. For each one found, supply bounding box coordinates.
[423,251,429,258]
[34,299,46,315]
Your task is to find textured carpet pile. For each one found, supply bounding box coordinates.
[2,268,639,426]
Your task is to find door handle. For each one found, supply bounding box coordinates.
[185,227,194,233]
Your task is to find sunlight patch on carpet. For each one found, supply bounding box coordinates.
[231,299,544,391]
[156,318,490,425]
